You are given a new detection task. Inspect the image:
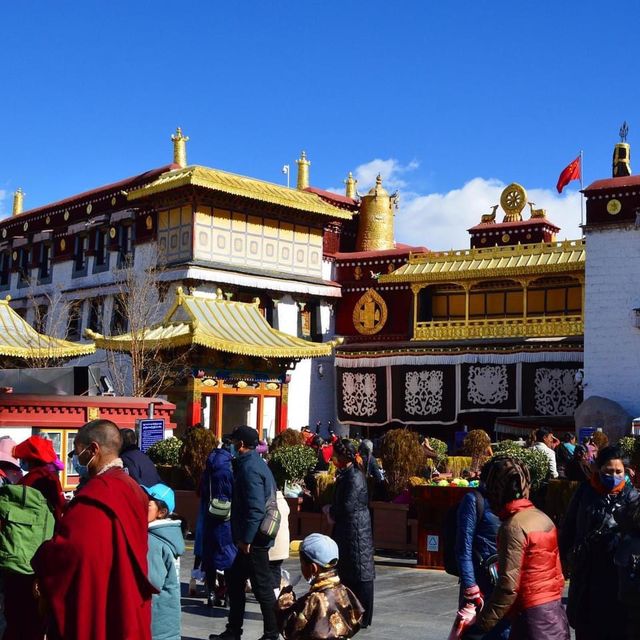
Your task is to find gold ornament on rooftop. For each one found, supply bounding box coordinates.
[500,183,527,222]
[171,127,189,168]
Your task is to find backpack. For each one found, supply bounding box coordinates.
[0,484,55,575]
[443,490,484,577]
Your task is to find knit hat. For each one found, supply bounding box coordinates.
[0,437,20,468]
[300,533,339,568]
[14,435,57,464]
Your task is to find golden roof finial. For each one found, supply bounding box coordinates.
[295,150,311,190]
[171,127,189,168]
[12,188,24,216]
[344,172,357,198]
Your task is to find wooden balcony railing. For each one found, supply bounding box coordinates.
[413,314,583,341]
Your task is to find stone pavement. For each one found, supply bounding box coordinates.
[180,547,461,640]
[180,547,574,640]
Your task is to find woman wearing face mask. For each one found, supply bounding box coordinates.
[560,445,638,640]
[324,439,375,629]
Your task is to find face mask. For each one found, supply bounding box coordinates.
[600,472,624,491]
[228,444,237,458]
[73,447,94,478]
[19,460,30,472]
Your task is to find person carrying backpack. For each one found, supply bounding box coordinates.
[454,466,510,639]
[2,435,63,640]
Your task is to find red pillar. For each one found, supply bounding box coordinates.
[276,382,289,434]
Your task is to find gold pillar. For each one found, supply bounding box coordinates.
[411,284,422,336]
[344,172,357,198]
[355,175,395,251]
[171,127,189,168]
[296,151,311,190]
[12,188,24,216]
[463,283,471,323]
[522,281,528,319]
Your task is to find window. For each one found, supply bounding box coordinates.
[110,296,128,335]
[73,235,88,274]
[87,297,104,333]
[18,247,30,285]
[0,252,9,286]
[39,243,52,281]
[67,301,83,341]
[117,224,134,267]
[93,229,109,272]
[37,429,78,489]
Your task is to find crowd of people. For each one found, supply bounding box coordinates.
[2,419,640,640]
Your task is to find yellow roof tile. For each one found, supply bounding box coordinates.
[379,240,585,283]
[126,165,353,220]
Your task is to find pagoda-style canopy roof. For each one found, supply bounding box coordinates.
[0,297,95,359]
[86,288,342,359]
[127,165,353,220]
[379,239,585,284]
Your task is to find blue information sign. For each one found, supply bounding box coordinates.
[139,419,165,453]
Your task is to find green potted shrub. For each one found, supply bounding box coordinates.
[268,444,318,492]
[147,437,183,485]
[492,440,550,493]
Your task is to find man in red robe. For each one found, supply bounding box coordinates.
[32,419,157,640]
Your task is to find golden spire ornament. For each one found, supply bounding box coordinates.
[12,188,24,216]
[295,150,311,190]
[171,127,189,168]
[344,172,357,198]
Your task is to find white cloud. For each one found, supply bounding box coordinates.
[353,158,419,191]
[397,178,583,251]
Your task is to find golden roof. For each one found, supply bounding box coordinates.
[126,165,352,220]
[0,297,95,359]
[86,288,342,359]
[379,240,585,283]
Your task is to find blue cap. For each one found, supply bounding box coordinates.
[142,483,175,514]
[300,533,339,568]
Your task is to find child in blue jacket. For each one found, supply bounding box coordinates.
[144,483,186,640]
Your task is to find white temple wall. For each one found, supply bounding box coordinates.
[584,225,640,416]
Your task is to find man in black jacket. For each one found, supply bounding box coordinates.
[210,425,278,640]
[120,428,162,486]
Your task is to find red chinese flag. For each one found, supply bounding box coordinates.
[556,155,581,193]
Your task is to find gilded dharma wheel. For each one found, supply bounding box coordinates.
[500,183,527,222]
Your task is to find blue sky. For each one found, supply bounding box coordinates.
[1,1,637,249]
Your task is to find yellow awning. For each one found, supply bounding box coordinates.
[126,165,353,220]
[86,288,342,359]
[0,297,95,359]
[379,240,585,284]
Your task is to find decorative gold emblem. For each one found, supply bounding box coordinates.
[86,407,100,421]
[64,210,69,221]
[266,382,279,390]
[354,265,363,280]
[502,233,510,243]
[353,288,388,335]
[86,204,92,214]
[387,262,395,273]
[145,215,153,230]
[500,183,527,222]
[45,215,50,225]
[60,239,66,251]
[109,227,117,239]
[111,196,117,206]
[22,222,28,232]
[12,251,17,261]
[607,198,622,215]
[1,230,5,239]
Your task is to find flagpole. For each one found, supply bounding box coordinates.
[580,150,584,231]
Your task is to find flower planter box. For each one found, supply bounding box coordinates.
[371,501,411,551]
[412,485,472,570]
[285,496,303,539]
[297,511,332,538]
